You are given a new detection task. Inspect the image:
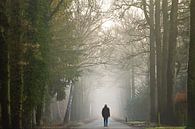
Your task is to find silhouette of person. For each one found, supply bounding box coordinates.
[102,104,110,127]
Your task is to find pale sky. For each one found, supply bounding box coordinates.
[101,0,113,12]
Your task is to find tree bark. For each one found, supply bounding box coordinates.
[161,0,169,123]
[70,82,78,121]
[148,0,157,122]
[9,0,24,128]
[36,103,43,126]
[155,0,163,123]
[166,0,178,124]
[64,83,74,123]
[141,0,157,122]
[131,46,135,98]
[186,0,195,128]
[0,0,11,128]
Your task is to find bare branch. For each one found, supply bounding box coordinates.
[49,0,64,20]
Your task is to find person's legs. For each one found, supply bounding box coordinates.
[105,118,108,126]
[103,118,106,127]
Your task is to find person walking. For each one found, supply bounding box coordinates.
[102,104,110,127]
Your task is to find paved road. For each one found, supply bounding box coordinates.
[72,119,143,129]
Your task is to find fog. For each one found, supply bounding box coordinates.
[0,0,189,128]
[86,66,128,118]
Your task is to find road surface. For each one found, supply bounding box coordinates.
[72,119,144,129]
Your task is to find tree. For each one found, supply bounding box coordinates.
[113,0,189,124]
[49,0,106,123]
[155,0,163,123]
[186,0,195,128]
[22,0,67,126]
[142,0,157,122]
[166,0,178,124]
[161,0,169,122]
[9,0,27,128]
[0,0,11,128]
[64,82,74,122]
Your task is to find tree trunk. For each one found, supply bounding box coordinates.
[64,83,74,123]
[161,0,169,123]
[166,0,178,124]
[0,0,11,128]
[9,0,24,128]
[22,0,38,127]
[148,0,157,122]
[23,105,33,129]
[131,46,135,98]
[36,103,43,126]
[186,0,195,128]
[155,0,164,123]
[70,83,78,121]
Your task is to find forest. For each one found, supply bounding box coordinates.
[0,0,195,129]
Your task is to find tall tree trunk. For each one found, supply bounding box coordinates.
[9,0,24,128]
[155,0,163,123]
[64,83,74,123]
[161,0,169,122]
[36,84,45,126]
[131,66,135,98]
[22,0,38,127]
[0,0,11,128]
[23,105,33,129]
[36,103,43,126]
[155,0,166,122]
[142,0,157,122]
[166,0,178,124]
[70,83,78,121]
[131,46,135,98]
[186,0,195,128]
[147,0,157,122]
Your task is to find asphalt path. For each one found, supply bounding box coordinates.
[72,119,143,129]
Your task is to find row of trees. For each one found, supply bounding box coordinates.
[0,0,195,129]
[0,0,112,128]
[113,0,190,125]
[143,0,188,124]
[0,0,81,128]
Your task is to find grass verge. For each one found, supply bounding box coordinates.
[145,127,185,129]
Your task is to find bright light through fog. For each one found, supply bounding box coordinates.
[100,0,113,11]
[86,66,127,119]
[92,87,123,118]
[101,20,115,30]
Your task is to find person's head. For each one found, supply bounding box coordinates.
[104,104,107,108]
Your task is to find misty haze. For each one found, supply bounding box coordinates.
[0,0,195,129]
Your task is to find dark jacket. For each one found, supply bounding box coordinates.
[102,105,110,118]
